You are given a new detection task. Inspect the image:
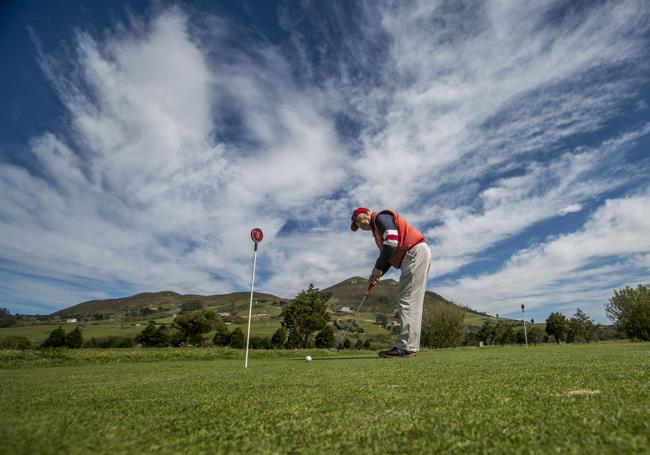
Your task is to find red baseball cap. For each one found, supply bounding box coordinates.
[350,207,370,231]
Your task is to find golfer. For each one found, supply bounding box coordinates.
[350,207,431,358]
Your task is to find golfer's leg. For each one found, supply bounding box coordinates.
[395,243,432,352]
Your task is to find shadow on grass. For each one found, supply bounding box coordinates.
[287,356,380,361]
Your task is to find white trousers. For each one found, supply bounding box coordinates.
[394,242,431,352]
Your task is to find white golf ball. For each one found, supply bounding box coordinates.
[305,355,312,362]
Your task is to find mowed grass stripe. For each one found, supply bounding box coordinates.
[1,343,649,454]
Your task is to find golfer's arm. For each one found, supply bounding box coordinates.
[374,214,397,274]
[374,246,395,274]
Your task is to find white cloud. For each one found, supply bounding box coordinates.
[1,7,347,308]
[422,124,649,277]
[559,204,583,216]
[2,2,650,315]
[348,0,649,211]
[437,192,650,320]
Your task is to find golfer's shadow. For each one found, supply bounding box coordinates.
[289,356,379,361]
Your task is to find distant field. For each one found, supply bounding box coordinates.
[1,342,648,454]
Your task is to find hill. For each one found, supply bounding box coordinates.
[50,277,489,324]
[52,291,290,320]
[320,277,489,325]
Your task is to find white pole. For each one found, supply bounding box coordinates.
[245,242,258,368]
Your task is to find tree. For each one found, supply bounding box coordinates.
[173,309,222,345]
[228,327,245,349]
[421,305,465,348]
[0,307,16,328]
[375,314,387,327]
[363,339,371,350]
[180,300,204,313]
[315,326,335,348]
[42,326,67,348]
[135,322,170,347]
[354,339,364,350]
[343,338,352,349]
[65,327,83,348]
[271,327,287,349]
[568,308,597,343]
[606,285,650,341]
[280,284,330,348]
[545,312,569,343]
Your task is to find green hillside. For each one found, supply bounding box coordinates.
[2,277,494,345]
[52,291,289,319]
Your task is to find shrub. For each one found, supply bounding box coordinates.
[0,336,31,349]
[0,307,16,328]
[421,305,465,348]
[65,327,83,348]
[180,300,204,313]
[213,326,230,347]
[271,327,287,348]
[229,327,245,349]
[118,337,135,348]
[260,337,272,350]
[41,327,67,348]
[315,326,335,348]
[136,322,171,347]
[249,336,263,349]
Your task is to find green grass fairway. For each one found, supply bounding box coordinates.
[1,343,649,454]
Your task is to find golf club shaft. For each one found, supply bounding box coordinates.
[337,293,368,350]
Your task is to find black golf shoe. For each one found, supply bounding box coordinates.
[378,347,416,358]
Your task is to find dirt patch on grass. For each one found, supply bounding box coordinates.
[556,389,601,397]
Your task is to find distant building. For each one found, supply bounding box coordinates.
[335,306,352,313]
[256,313,270,320]
[65,318,78,324]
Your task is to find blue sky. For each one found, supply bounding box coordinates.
[1,0,649,323]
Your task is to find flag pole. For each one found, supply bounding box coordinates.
[245,228,263,368]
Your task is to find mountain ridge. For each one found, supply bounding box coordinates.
[51,277,489,321]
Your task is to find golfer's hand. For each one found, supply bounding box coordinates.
[368,268,383,287]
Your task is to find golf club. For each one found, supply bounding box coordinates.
[330,282,374,352]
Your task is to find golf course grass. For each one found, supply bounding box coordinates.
[1,342,648,454]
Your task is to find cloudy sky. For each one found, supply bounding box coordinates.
[1,0,649,322]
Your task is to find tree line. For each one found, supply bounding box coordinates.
[1,284,648,350]
[419,285,649,348]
